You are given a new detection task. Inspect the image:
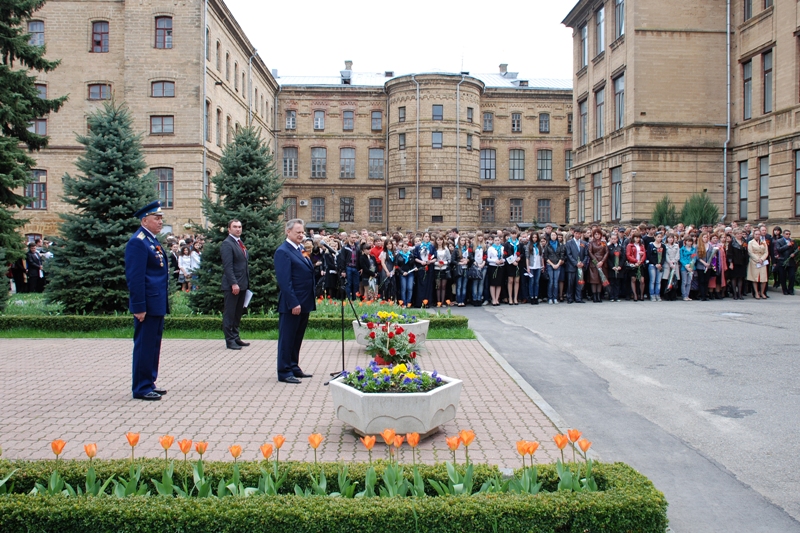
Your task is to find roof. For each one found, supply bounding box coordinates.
[277,71,571,91]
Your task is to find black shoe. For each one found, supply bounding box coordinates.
[153,387,167,395]
[226,342,242,350]
[279,376,302,384]
[134,391,161,401]
[576,300,586,303]
[295,373,313,378]
[567,300,574,304]
[235,339,250,346]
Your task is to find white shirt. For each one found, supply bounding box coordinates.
[285,238,303,252]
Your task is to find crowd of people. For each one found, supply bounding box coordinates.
[166,234,204,292]
[6,238,53,294]
[302,222,797,307]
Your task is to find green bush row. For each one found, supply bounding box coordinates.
[0,460,667,533]
[0,314,468,332]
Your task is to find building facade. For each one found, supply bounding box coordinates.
[563,0,800,230]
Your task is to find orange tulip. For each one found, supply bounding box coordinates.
[516,440,529,456]
[458,429,475,447]
[526,441,540,456]
[51,439,66,457]
[553,434,569,450]
[406,433,420,448]
[578,438,592,453]
[445,300,451,306]
[360,435,376,450]
[422,299,428,306]
[195,441,208,456]
[393,435,404,448]
[308,434,324,449]
[260,443,274,459]
[567,429,582,443]
[159,435,175,450]
[126,432,140,447]
[83,443,97,459]
[273,435,285,449]
[380,428,396,445]
[229,445,242,460]
[445,436,461,451]
[178,439,192,455]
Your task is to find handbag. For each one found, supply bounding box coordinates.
[467,265,481,279]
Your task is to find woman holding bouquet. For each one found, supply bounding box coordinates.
[379,239,397,301]
[661,232,681,301]
[543,230,565,304]
[607,233,625,302]
[433,236,451,306]
[747,231,769,299]
[694,232,712,301]
[645,232,664,301]
[504,229,524,305]
[471,234,487,306]
[728,229,749,300]
[413,233,435,308]
[587,229,609,303]
[707,233,726,299]
[397,241,416,305]
[525,232,543,304]
[679,236,697,301]
[486,235,506,306]
[626,231,646,301]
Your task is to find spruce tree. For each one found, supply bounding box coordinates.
[651,195,679,227]
[45,101,156,314]
[680,192,720,228]
[0,0,66,309]
[190,126,284,315]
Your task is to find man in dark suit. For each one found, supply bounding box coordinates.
[25,242,43,293]
[221,219,250,350]
[565,227,588,303]
[274,218,316,384]
[125,201,170,401]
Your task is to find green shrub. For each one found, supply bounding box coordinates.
[651,195,679,227]
[679,192,720,227]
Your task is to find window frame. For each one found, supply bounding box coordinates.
[539,113,550,133]
[151,81,176,98]
[283,147,298,178]
[565,150,573,180]
[399,133,406,150]
[615,0,625,39]
[744,0,752,21]
[510,198,523,223]
[28,118,47,135]
[480,149,496,180]
[283,197,297,221]
[398,106,406,122]
[592,172,602,222]
[285,110,296,130]
[368,148,384,179]
[743,61,752,120]
[24,170,47,210]
[91,21,109,53]
[432,131,443,149]
[579,99,588,146]
[310,147,327,178]
[339,197,355,223]
[432,104,443,121]
[149,115,174,135]
[595,88,605,139]
[311,197,325,222]
[537,149,553,181]
[313,110,325,130]
[759,156,769,219]
[611,166,622,222]
[580,25,588,68]
[795,151,800,217]
[399,187,406,200]
[371,111,382,131]
[511,113,522,133]
[613,75,625,130]
[577,177,586,223]
[87,83,111,100]
[481,198,495,223]
[216,108,222,146]
[369,198,383,223]
[467,107,474,123]
[483,112,493,132]
[538,199,551,224]
[739,160,749,220]
[509,149,525,180]
[763,50,773,114]
[153,167,174,208]
[28,21,44,46]
[466,133,473,151]
[339,147,356,179]
[596,7,605,55]
[431,187,443,199]
[35,83,47,99]
[154,16,173,49]
[343,110,354,131]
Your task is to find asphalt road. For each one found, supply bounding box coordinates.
[454,293,800,533]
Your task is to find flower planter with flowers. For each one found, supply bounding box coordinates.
[353,311,429,346]
[330,361,463,438]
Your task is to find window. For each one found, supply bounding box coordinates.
[509,149,525,180]
[432,105,443,121]
[33,84,46,100]
[795,152,800,217]
[234,63,239,91]
[369,198,383,223]
[580,25,588,68]
[342,110,354,131]
[615,0,625,38]
[611,166,622,221]
[314,110,325,130]
[284,197,297,221]
[565,150,573,180]
[539,113,550,133]
[283,147,298,178]
[577,178,586,223]
[214,109,222,146]
[431,215,443,223]
[340,148,355,178]
[431,187,442,199]
[510,199,523,222]
[568,113,573,134]
[739,161,748,220]
[311,197,325,222]
[371,111,382,130]
[579,100,588,146]
[225,53,230,80]
[759,156,769,218]
[205,101,211,142]
[242,72,245,95]
[596,7,605,55]
[311,148,327,178]
[340,197,355,222]
[226,116,232,144]
[398,106,406,122]
[765,0,773,7]
[91,21,109,52]
[744,0,752,20]
[28,21,44,46]
[25,170,46,210]
[399,133,406,150]
[216,41,221,71]
[511,113,521,132]
[593,172,602,222]
[481,198,495,223]
[466,188,472,200]
[565,199,571,224]
[595,89,605,138]
[151,81,175,97]
[205,27,209,60]
[369,148,384,179]
[150,116,174,134]
[538,199,551,223]
[432,131,443,149]
[398,187,406,199]
[483,112,493,132]
[285,110,296,130]
[763,50,773,114]
[466,134,473,150]
[614,75,625,130]
[27,119,46,135]
[467,107,473,123]
[537,150,552,180]
[85,83,111,101]
[480,149,496,180]
[154,167,174,208]
[155,17,172,49]
[743,61,752,120]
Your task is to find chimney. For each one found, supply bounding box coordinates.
[271,68,278,78]
[384,71,394,78]
[345,60,353,70]
[499,63,508,75]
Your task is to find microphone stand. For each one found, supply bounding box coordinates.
[324,273,361,385]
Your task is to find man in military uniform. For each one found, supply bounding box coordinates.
[125,201,170,401]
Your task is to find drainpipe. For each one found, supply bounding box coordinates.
[247,49,257,127]
[456,75,466,230]
[412,74,420,231]
[385,88,390,233]
[202,0,208,228]
[274,83,281,153]
[722,0,731,222]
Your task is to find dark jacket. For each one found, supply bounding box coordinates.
[358,252,376,280]
[776,237,797,268]
[564,238,588,273]
[336,245,358,271]
[220,235,249,291]
[542,241,566,267]
[606,243,626,279]
[645,242,665,266]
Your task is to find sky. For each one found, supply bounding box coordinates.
[223,0,576,81]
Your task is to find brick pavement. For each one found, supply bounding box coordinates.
[0,338,560,469]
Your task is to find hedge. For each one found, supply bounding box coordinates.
[0,461,667,532]
[0,314,468,332]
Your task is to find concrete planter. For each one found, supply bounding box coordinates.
[353,319,430,346]
[330,373,463,437]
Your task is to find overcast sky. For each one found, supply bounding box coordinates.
[223,0,576,81]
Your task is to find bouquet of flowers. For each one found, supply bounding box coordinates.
[340,362,445,393]
[577,266,585,285]
[592,259,610,287]
[365,319,421,366]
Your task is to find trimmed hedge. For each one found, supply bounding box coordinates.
[0,314,468,332]
[0,460,667,533]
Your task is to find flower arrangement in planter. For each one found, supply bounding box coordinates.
[353,310,430,347]
[341,362,444,393]
[364,318,420,366]
[359,311,420,325]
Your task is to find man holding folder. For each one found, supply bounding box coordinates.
[221,219,250,350]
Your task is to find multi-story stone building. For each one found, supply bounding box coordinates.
[563,0,800,230]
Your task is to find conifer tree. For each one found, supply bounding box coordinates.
[0,0,66,310]
[651,195,679,227]
[45,101,156,314]
[190,126,285,315]
[680,192,720,228]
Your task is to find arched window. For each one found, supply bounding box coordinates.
[216,41,221,71]
[234,62,238,90]
[91,21,109,53]
[216,108,222,146]
[225,53,230,80]
[155,16,172,49]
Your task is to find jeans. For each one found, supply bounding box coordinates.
[527,269,541,301]
[345,266,360,300]
[471,267,486,303]
[399,272,414,305]
[547,266,561,301]
[455,275,468,304]
[681,269,693,299]
[648,265,661,296]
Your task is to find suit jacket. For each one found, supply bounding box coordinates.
[125,227,170,316]
[565,239,588,272]
[274,240,317,314]
[26,250,42,274]
[336,245,358,271]
[220,235,249,291]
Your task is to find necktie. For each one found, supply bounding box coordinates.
[238,239,246,256]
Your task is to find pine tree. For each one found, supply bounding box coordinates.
[651,195,679,227]
[190,126,285,315]
[680,192,720,227]
[0,0,66,310]
[45,101,156,314]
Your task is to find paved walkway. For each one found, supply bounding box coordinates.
[0,338,560,468]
